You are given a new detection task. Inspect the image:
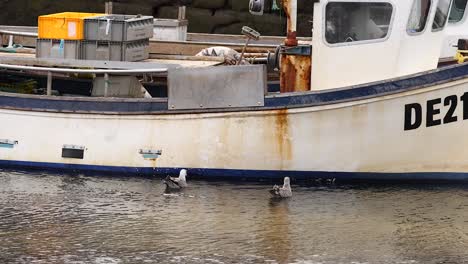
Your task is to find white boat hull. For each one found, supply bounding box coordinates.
[2,66,468,180]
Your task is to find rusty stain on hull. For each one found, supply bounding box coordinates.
[275,109,292,169]
[280,54,311,93]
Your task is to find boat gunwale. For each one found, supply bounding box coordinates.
[0,62,468,115]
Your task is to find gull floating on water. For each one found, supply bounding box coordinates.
[164,169,188,190]
[270,177,292,198]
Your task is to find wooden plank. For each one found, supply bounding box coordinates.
[187,33,311,45]
[0,53,222,69]
[150,41,276,56]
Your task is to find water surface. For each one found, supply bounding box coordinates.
[1,169,468,264]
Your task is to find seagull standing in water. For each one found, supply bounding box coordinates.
[270,177,292,198]
[164,169,188,190]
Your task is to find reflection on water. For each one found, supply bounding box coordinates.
[1,169,468,264]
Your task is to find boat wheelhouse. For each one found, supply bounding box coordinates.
[441,0,468,59]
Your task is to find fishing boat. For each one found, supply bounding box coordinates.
[1,0,468,181]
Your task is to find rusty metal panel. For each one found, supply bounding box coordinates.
[280,45,312,93]
[168,65,266,110]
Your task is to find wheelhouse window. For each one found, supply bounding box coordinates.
[433,0,452,30]
[325,2,393,44]
[408,0,432,33]
[449,0,467,23]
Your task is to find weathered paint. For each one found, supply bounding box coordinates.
[275,109,292,169]
[280,53,311,93]
[2,76,468,179]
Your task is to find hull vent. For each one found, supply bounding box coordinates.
[62,145,85,159]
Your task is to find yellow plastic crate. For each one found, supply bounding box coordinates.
[38,12,104,40]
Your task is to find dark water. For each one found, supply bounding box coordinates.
[1,170,468,264]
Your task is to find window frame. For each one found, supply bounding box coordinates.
[448,0,468,24]
[322,0,396,47]
[407,0,433,36]
[431,0,453,32]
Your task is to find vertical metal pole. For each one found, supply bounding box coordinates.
[237,38,250,65]
[283,0,298,46]
[105,1,113,14]
[47,71,52,96]
[104,73,109,97]
[7,35,13,48]
[178,6,186,20]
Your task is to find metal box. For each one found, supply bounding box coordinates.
[153,19,188,41]
[92,76,151,98]
[38,12,104,40]
[168,65,267,110]
[84,14,154,42]
[81,39,149,62]
[36,39,81,60]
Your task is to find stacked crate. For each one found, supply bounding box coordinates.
[36,12,103,60]
[36,13,153,62]
[82,14,153,61]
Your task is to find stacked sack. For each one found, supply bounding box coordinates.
[36,12,153,62]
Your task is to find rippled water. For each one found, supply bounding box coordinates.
[1,169,468,264]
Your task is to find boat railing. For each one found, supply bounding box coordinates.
[0,63,168,97]
[0,28,38,48]
[0,29,38,38]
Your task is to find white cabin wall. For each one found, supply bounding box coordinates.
[396,1,446,76]
[312,0,403,91]
[311,0,450,91]
[441,2,468,58]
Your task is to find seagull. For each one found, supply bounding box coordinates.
[269,177,292,198]
[164,169,188,190]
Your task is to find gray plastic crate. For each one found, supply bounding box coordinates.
[81,39,150,62]
[84,14,154,42]
[153,19,188,41]
[36,39,80,60]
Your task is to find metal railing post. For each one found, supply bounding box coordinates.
[105,1,114,14]
[178,6,186,20]
[47,71,52,95]
[7,35,13,48]
[104,73,109,97]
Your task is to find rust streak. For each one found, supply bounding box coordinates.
[280,54,311,93]
[275,109,292,169]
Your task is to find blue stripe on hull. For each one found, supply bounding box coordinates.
[2,160,468,181]
[1,63,468,114]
